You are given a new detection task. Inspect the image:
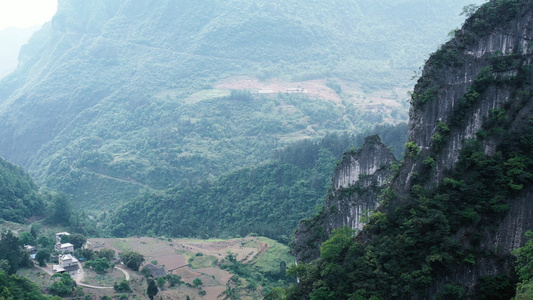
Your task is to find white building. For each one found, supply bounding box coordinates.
[55,232,70,242]
[55,242,74,254]
[53,254,79,275]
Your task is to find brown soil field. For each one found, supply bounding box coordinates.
[81,236,272,299]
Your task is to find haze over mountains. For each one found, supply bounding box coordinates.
[0,0,482,218]
[0,26,39,79]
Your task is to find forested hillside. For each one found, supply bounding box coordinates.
[0,156,44,223]
[107,123,407,242]
[0,0,482,211]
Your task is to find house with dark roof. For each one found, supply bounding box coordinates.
[143,263,167,278]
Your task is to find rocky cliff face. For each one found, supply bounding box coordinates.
[290,1,533,298]
[398,2,533,296]
[292,135,396,262]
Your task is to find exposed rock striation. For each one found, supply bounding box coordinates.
[290,1,533,298]
[292,135,396,262]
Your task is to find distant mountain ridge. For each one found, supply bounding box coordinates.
[0,0,481,210]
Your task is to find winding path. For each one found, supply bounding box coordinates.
[34,263,131,290]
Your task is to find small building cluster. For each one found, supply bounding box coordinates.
[51,232,80,275]
[23,231,82,275]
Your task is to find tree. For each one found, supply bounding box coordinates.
[0,270,51,300]
[114,279,131,292]
[49,273,77,297]
[166,274,182,287]
[30,226,38,240]
[97,248,115,261]
[35,250,50,267]
[0,260,9,273]
[69,233,86,249]
[38,236,53,249]
[48,192,72,226]
[19,232,35,246]
[157,276,166,290]
[193,277,203,288]
[85,258,111,274]
[119,251,145,271]
[0,231,31,274]
[460,4,480,18]
[141,266,151,278]
[75,248,95,261]
[60,235,71,244]
[147,278,158,300]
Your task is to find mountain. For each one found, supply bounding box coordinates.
[0,0,480,211]
[0,156,44,223]
[286,0,533,298]
[0,26,39,79]
[106,123,407,242]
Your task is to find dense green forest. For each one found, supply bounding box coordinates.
[0,0,482,210]
[0,155,98,235]
[0,156,45,223]
[107,124,407,242]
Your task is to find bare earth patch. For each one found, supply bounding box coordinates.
[83,236,279,299]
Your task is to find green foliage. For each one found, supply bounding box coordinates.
[147,278,158,300]
[36,250,50,267]
[119,251,145,271]
[166,274,182,287]
[0,230,32,274]
[478,274,516,300]
[49,273,77,297]
[285,116,533,298]
[192,277,203,288]
[156,276,166,289]
[0,270,56,300]
[141,266,151,278]
[325,79,342,94]
[230,89,253,101]
[405,141,421,158]
[75,248,95,261]
[0,157,45,223]
[514,231,533,282]
[114,279,131,293]
[85,257,111,274]
[411,86,438,107]
[108,125,407,241]
[0,0,476,215]
[97,248,115,261]
[69,233,87,249]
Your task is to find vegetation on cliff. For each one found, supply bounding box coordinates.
[282,0,533,298]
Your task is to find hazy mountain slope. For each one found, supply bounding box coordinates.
[107,123,407,242]
[0,0,481,209]
[0,26,39,80]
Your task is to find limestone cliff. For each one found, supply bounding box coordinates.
[292,135,396,262]
[289,1,533,299]
[393,1,533,297]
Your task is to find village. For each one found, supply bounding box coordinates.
[17,230,293,299]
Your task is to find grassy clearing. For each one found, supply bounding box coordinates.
[182,89,231,104]
[185,253,218,269]
[112,239,132,252]
[252,237,294,273]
